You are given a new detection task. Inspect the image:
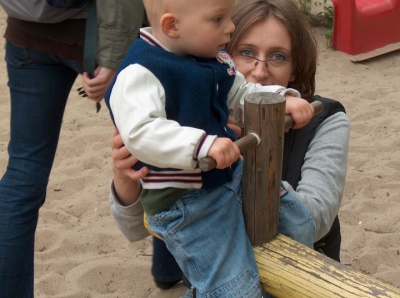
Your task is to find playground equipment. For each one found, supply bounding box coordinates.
[240,93,400,297]
[146,93,400,297]
[332,0,400,61]
[255,234,400,297]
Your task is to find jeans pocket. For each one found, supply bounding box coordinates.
[279,193,313,225]
[279,193,315,247]
[5,41,33,67]
[205,269,262,298]
[147,205,184,238]
[224,183,242,204]
[223,165,243,204]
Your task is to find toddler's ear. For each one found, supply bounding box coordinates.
[160,13,179,38]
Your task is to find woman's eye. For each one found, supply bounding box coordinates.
[271,53,286,60]
[214,17,222,23]
[240,50,253,57]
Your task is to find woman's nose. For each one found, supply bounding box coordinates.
[252,60,269,82]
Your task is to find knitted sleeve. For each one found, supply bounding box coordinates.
[109,180,149,242]
[282,112,350,241]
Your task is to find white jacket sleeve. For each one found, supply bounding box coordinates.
[109,64,216,169]
[282,112,350,241]
[227,71,300,127]
[109,180,149,242]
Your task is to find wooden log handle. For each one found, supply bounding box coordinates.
[199,101,324,172]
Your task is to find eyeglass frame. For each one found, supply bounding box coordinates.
[232,54,292,71]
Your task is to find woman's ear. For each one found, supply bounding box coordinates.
[160,13,179,38]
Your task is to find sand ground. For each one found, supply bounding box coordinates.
[0,7,399,297]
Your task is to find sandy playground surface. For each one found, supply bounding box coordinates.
[0,6,399,298]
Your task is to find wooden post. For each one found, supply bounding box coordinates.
[242,92,286,246]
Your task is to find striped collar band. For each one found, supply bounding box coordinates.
[139,27,170,52]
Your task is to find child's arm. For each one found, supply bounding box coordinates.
[285,95,314,129]
[227,71,313,129]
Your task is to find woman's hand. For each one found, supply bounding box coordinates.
[111,128,148,206]
[82,66,116,102]
[227,116,243,138]
[112,128,148,181]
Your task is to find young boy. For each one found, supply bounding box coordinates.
[105,0,315,297]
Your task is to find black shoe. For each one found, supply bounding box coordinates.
[154,278,182,290]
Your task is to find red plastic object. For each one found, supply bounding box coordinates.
[332,0,400,56]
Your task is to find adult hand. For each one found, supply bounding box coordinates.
[82,66,116,102]
[112,128,149,181]
[111,128,148,206]
[227,116,243,138]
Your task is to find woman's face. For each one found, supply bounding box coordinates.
[231,17,293,87]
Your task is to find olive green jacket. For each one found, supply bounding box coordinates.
[96,0,146,68]
[1,0,146,68]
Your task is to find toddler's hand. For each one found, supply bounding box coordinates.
[285,96,314,129]
[207,138,240,169]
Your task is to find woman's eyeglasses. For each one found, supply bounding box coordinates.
[233,54,292,72]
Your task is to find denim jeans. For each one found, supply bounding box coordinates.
[147,160,263,298]
[150,169,315,297]
[0,41,82,297]
[152,236,182,282]
[279,189,315,248]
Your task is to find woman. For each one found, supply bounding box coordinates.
[109,0,350,290]
[0,1,146,296]
[227,0,348,260]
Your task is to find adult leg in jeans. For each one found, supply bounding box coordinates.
[0,41,81,297]
[152,236,183,289]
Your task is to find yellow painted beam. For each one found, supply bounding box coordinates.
[255,234,400,298]
[145,214,400,297]
[145,216,400,297]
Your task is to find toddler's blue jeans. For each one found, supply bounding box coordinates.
[148,161,315,297]
[147,160,263,298]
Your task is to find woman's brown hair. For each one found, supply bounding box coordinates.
[227,0,317,100]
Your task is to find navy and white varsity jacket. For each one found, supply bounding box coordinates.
[105,27,300,190]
